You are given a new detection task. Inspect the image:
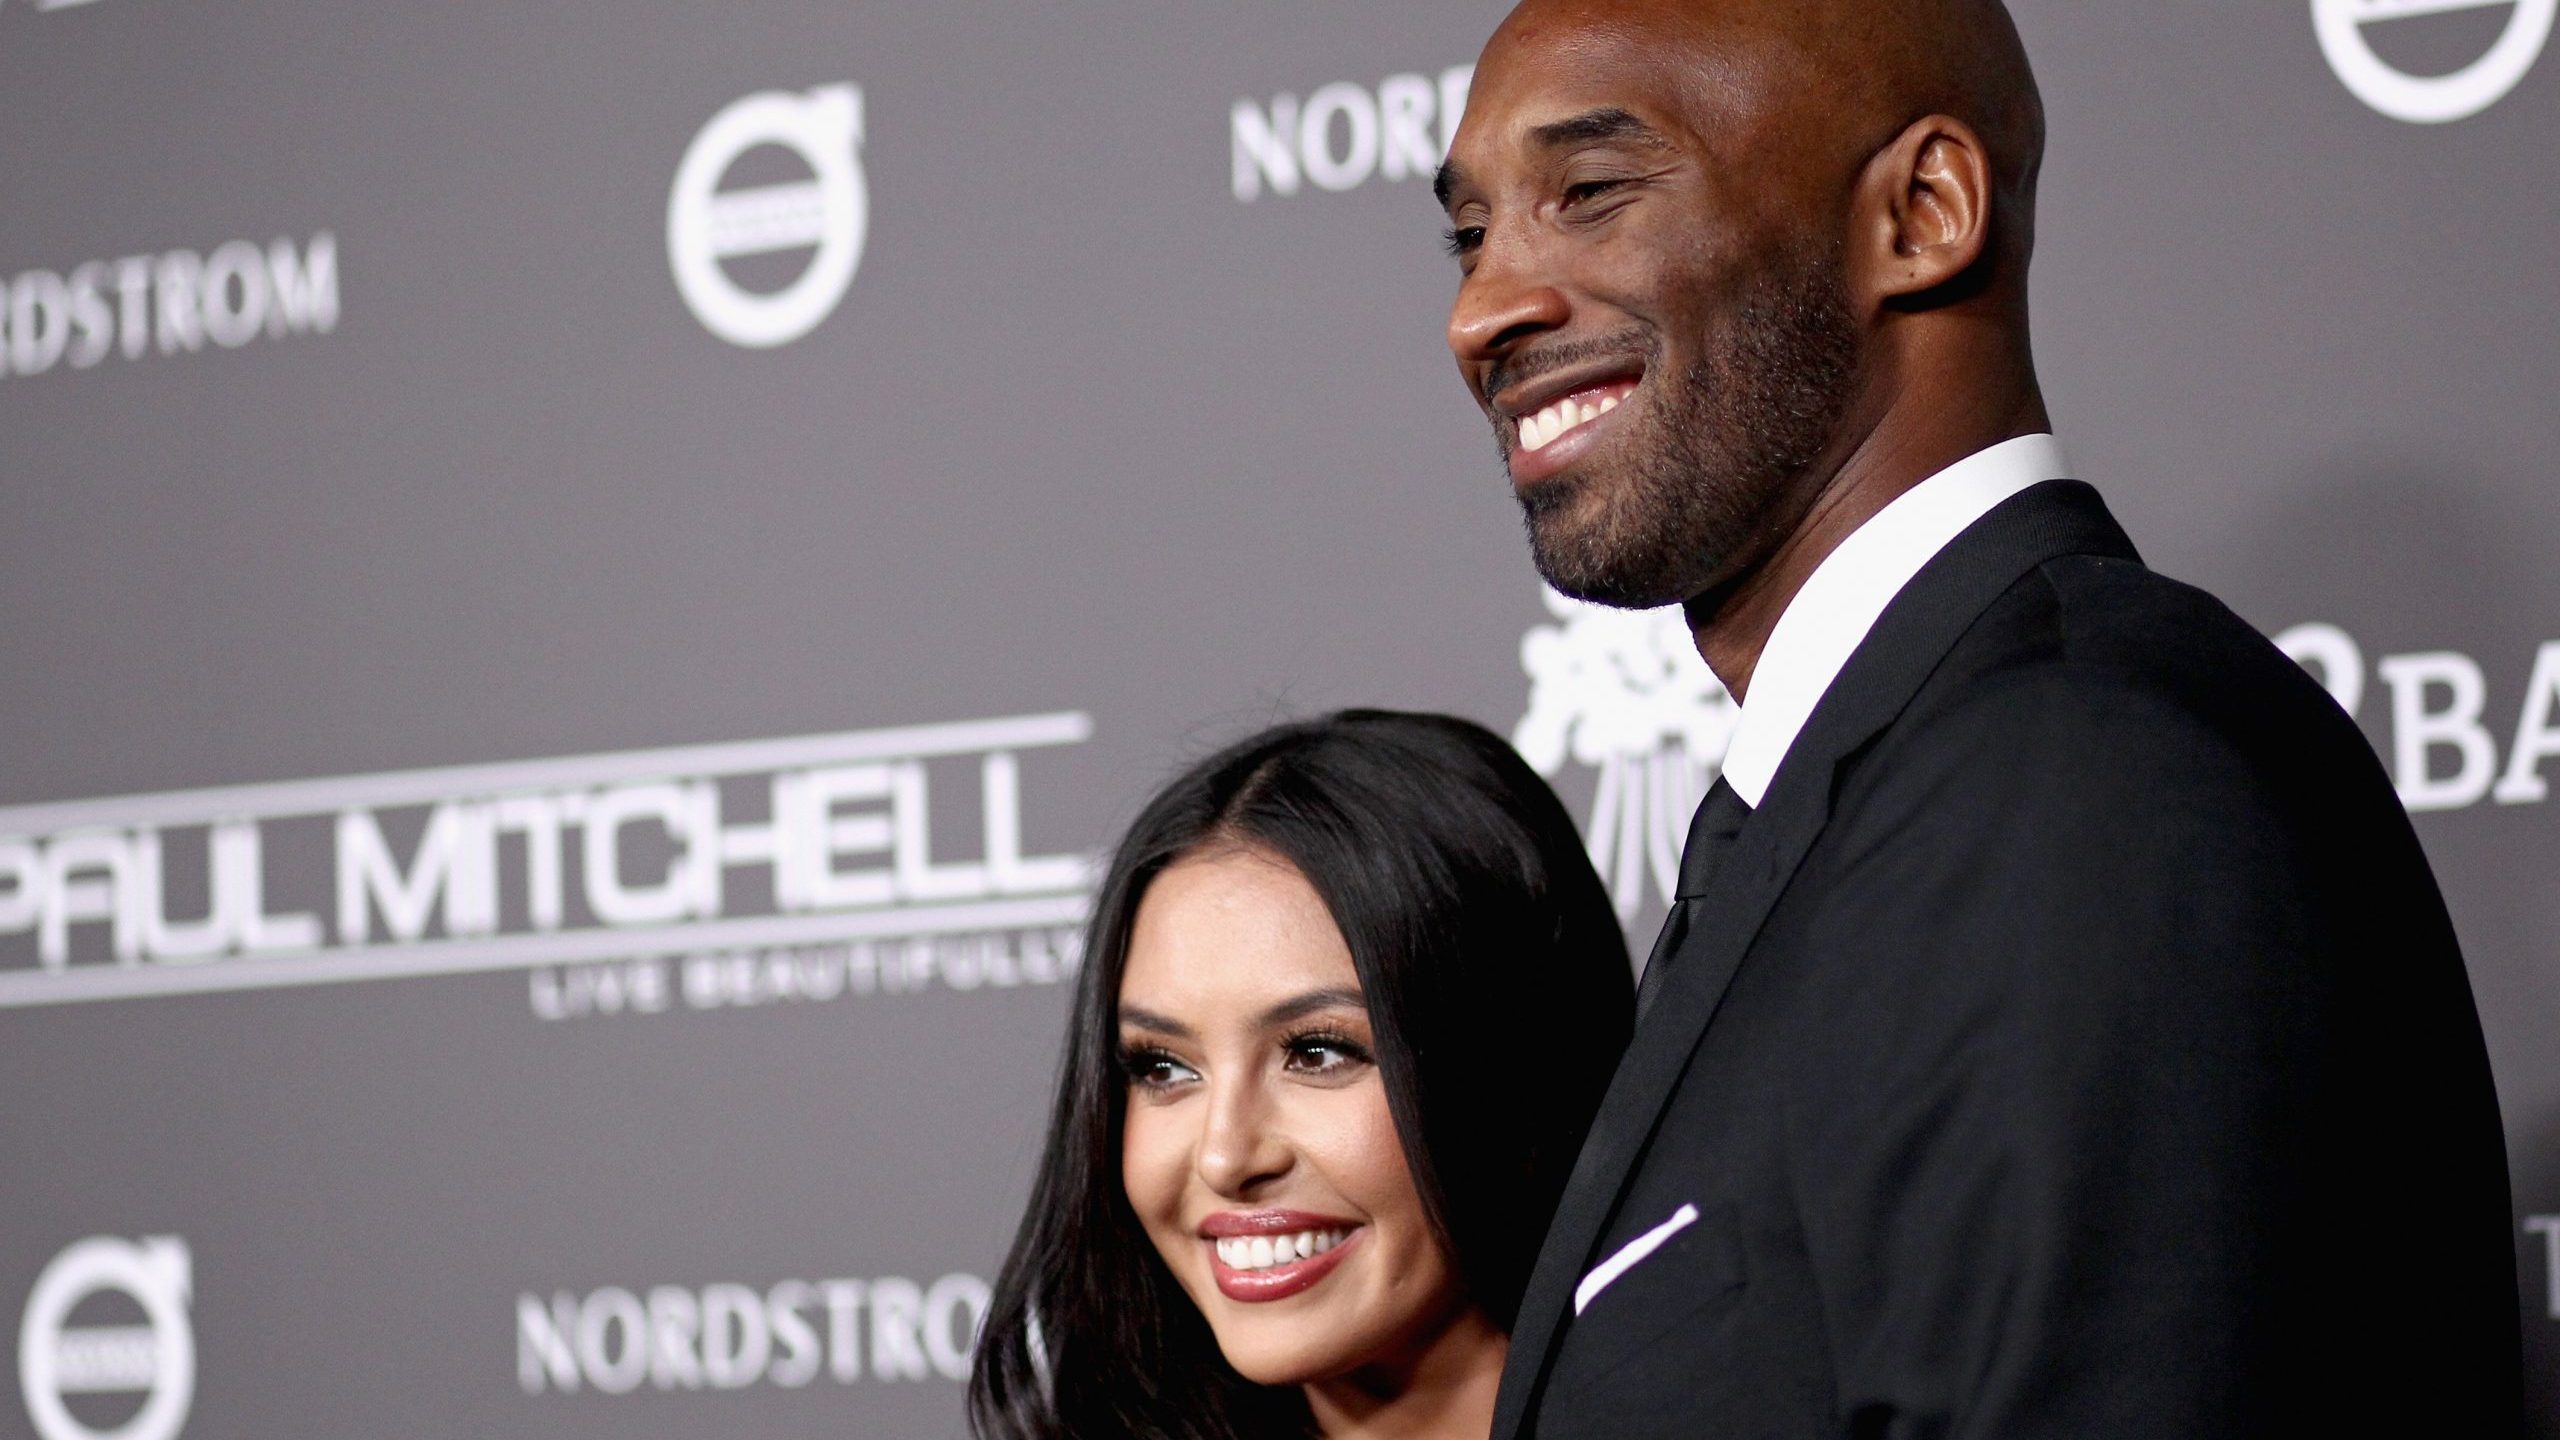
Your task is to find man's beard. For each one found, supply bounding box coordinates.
[1513,249,1860,610]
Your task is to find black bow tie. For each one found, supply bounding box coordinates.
[1633,775,1752,1022]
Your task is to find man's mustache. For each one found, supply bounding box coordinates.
[1481,329,1657,407]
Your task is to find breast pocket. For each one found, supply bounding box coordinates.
[1544,1199,1747,1405]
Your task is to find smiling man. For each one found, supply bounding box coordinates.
[1436,1,2522,1437]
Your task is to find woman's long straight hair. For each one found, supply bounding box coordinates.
[969,710,1633,1440]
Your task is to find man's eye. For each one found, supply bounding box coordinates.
[1442,225,1486,258]
[1563,178,1629,207]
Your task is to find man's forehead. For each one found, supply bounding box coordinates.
[1459,69,1674,162]
[1438,46,1694,211]
[1474,15,1683,112]
[1460,4,1776,156]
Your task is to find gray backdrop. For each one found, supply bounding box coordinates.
[3,1,2555,1435]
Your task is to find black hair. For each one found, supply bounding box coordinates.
[969,709,1633,1440]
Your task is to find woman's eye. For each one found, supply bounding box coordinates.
[1441,225,1485,258]
[1121,1048,1198,1092]
[1283,1033,1373,1077]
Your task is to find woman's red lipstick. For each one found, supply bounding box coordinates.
[1199,1212,1364,1303]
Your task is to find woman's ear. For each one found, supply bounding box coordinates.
[1852,113,1994,307]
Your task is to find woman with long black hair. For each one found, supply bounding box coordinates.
[970,710,1634,1439]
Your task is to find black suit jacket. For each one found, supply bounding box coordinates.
[1494,481,2521,1439]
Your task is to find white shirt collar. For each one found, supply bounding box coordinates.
[1717,433,2073,807]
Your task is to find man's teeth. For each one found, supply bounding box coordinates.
[1213,1229,1350,1271]
[1518,392,1621,453]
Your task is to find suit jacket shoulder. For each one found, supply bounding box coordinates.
[1875,547,2377,801]
[1501,484,2522,1440]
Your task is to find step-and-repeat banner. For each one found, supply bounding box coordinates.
[3,2,2554,1434]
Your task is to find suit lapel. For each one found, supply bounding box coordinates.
[1490,481,2138,1439]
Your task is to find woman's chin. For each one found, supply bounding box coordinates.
[1209,1325,1362,1389]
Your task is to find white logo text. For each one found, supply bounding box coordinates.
[1232,67,1473,202]
[517,1272,988,1396]
[1,235,338,381]
[0,714,1092,1008]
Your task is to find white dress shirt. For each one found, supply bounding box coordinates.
[1718,434,2075,807]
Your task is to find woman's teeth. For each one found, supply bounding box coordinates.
[1214,1229,1349,1271]
[1518,392,1620,453]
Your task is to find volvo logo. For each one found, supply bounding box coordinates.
[18,1237,195,1440]
[2313,0,2554,122]
[667,84,869,348]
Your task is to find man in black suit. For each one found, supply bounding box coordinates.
[1434,0,2521,1434]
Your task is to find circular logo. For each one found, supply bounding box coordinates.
[667,84,869,348]
[2313,0,2554,123]
[18,1237,195,1440]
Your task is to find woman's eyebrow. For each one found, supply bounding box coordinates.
[1255,987,1367,1030]
[1117,1004,1194,1039]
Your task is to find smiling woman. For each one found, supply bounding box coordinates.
[969,711,1633,1440]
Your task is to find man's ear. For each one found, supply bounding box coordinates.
[1852,114,1994,308]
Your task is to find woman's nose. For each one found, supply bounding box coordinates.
[1194,1076,1290,1197]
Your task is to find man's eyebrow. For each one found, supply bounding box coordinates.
[1437,108,1673,211]
[1434,159,1468,212]
[1528,107,1670,152]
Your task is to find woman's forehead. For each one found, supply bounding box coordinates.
[1117,850,1362,1019]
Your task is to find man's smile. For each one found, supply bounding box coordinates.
[1501,370,1644,486]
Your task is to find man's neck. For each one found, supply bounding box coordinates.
[1687,388,2050,702]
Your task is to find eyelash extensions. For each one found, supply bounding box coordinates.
[1118,1045,1187,1091]
[1280,1028,1374,1074]
[1114,1027,1378,1091]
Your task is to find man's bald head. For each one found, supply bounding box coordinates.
[1466,0,2045,283]
[1439,0,2052,614]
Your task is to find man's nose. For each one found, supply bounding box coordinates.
[1447,240,1571,371]
[1194,1075,1290,1198]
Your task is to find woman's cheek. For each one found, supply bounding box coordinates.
[1304,1078,1414,1217]
[1121,1103,1189,1240]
